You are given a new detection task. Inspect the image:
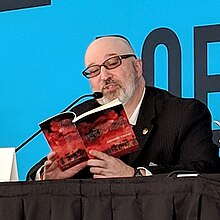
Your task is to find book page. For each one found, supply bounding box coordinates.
[73,99,122,123]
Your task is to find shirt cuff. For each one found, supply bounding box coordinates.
[137,166,153,176]
[35,165,44,180]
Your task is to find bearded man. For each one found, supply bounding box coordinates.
[27,35,220,180]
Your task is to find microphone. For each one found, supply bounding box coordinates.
[61,92,103,113]
[15,92,103,153]
[92,91,103,99]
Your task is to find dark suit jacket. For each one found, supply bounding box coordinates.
[27,87,220,180]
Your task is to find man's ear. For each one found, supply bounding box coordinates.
[134,58,143,77]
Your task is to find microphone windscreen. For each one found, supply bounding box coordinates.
[93,92,103,99]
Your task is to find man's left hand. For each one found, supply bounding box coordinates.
[87,150,134,178]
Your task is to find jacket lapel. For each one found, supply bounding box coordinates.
[128,88,156,164]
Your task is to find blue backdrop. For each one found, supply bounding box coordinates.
[0,0,220,180]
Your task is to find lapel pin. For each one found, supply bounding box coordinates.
[142,128,148,135]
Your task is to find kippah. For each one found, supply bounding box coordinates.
[95,34,132,45]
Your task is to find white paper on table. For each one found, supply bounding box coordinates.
[0,148,19,182]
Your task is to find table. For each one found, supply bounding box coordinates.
[0,174,220,220]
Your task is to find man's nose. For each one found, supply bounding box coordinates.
[100,66,113,80]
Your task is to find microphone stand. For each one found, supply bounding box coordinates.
[15,93,100,153]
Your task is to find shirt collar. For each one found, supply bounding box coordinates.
[129,88,145,126]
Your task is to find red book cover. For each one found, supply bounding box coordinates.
[39,99,139,171]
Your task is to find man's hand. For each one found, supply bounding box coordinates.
[87,150,135,178]
[42,151,87,180]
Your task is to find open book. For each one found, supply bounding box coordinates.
[39,99,139,171]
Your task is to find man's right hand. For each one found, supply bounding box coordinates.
[42,151,87,180]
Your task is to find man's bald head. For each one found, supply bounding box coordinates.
[85,36,135,66]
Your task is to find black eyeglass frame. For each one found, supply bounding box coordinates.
[82,54,137,79]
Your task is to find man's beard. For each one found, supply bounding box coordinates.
[94,73,139,106]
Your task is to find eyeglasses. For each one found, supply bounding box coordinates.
[82,54,137,79]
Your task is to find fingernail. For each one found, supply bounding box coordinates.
[89,150,93,154]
